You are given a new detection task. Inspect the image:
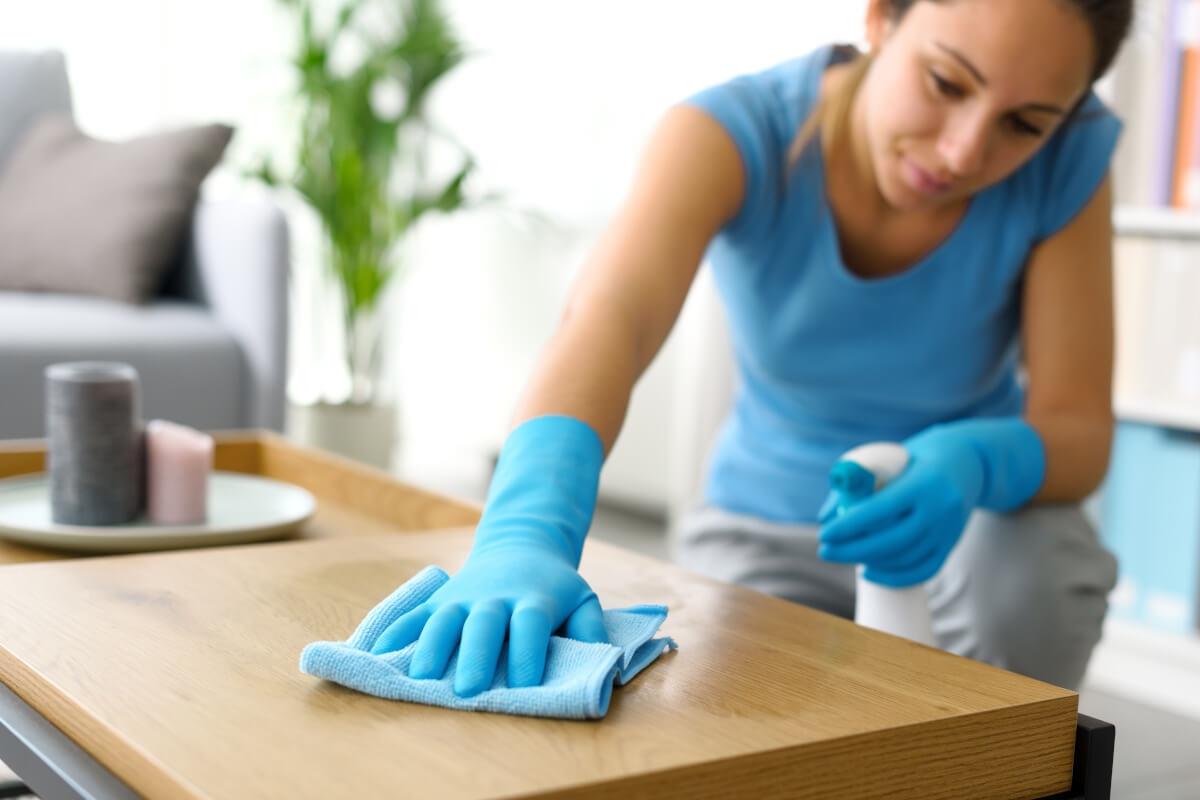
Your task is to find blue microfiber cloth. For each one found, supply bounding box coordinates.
[300,566,678,719]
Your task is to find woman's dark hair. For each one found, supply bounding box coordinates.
[787,0,1135,167]
[890,0,1133,82]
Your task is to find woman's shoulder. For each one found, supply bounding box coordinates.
[682,44,835,132]
[1005,91,1123,241]
[676,45,837,239]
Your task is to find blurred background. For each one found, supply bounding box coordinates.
[2,1,1199,797]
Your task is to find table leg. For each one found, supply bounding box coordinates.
[1040,713,1116,800]
[0,681,138,800]
[1,759,31,799]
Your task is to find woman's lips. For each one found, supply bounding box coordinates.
[902,157,952,195]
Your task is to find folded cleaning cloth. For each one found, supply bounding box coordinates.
[300,566,678,719]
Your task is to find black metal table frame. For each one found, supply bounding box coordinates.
[1,678,1115,800]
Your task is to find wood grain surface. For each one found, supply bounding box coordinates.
[0,529,1078,799]
[0,432,482,566]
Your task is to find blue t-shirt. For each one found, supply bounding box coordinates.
[683,44,1121,524]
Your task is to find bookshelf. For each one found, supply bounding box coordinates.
[1114,204,1200,240]
[1114,395,1200,433]
[1088,204,1200,718]
[1112,204,1200,434]
[1076,0,1200,708]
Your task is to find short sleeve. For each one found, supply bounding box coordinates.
[680,57,815,239]
[1029,91,1123,241]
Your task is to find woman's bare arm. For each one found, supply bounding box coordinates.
[1021,174,1116,501]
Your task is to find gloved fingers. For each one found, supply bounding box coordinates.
[817,491,840,523]
[507,601,554,688]
[819,507,924,565]
[863,528,952,587]
[869,503,968,573]
[369,603,432,655]
[408,603,469,680]
[818,478,918,545]
[859,522,944,574]
[453,599,509,697]
[564,594,609,644]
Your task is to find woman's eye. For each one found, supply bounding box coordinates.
[1008,115,1043,137]
[929,71,964,98]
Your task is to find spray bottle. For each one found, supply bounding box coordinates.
[827,442,936,646]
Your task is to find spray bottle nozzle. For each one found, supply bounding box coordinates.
[829,460,876,502]
[826,442,911,519]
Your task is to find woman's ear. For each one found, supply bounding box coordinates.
[864,0,896,51]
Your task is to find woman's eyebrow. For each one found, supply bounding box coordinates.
[933,41,1068,115]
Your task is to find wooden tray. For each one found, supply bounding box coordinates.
[0,430,481,567]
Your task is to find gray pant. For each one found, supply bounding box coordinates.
[673,504,1118,690]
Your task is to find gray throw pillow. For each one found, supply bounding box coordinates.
[0,115,233,303]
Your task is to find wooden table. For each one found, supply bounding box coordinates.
[0,433,1112,799]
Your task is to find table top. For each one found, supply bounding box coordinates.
[0,434,1079,799]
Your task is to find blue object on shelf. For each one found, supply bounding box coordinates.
[1100,421,1200,634]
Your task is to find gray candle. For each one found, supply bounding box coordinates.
[45,362,143,525]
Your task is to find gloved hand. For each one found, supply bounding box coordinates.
[817,417,1046,588]
[369,415,609,697]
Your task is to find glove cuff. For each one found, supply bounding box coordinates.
[473,415,605,567]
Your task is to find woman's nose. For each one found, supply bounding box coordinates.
[938,109,990,179]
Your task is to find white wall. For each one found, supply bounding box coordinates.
[1,1,869,509]
[400,2,870,509]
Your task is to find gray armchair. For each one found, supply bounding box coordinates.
[0,50,288,438]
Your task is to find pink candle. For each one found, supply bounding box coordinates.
[145,420,214,525]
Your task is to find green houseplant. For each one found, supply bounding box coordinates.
[252,0,478,408]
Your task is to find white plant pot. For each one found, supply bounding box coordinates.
[287,402,398,470]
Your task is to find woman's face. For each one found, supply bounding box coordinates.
[857,0,1095,212]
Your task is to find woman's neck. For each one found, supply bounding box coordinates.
[818,59,969,277]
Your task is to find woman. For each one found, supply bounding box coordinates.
[372,0,1132,694]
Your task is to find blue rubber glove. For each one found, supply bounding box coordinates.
[369,415,609,697]
[817,417,1046,588]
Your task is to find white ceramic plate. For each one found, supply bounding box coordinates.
[0,471,316,553]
